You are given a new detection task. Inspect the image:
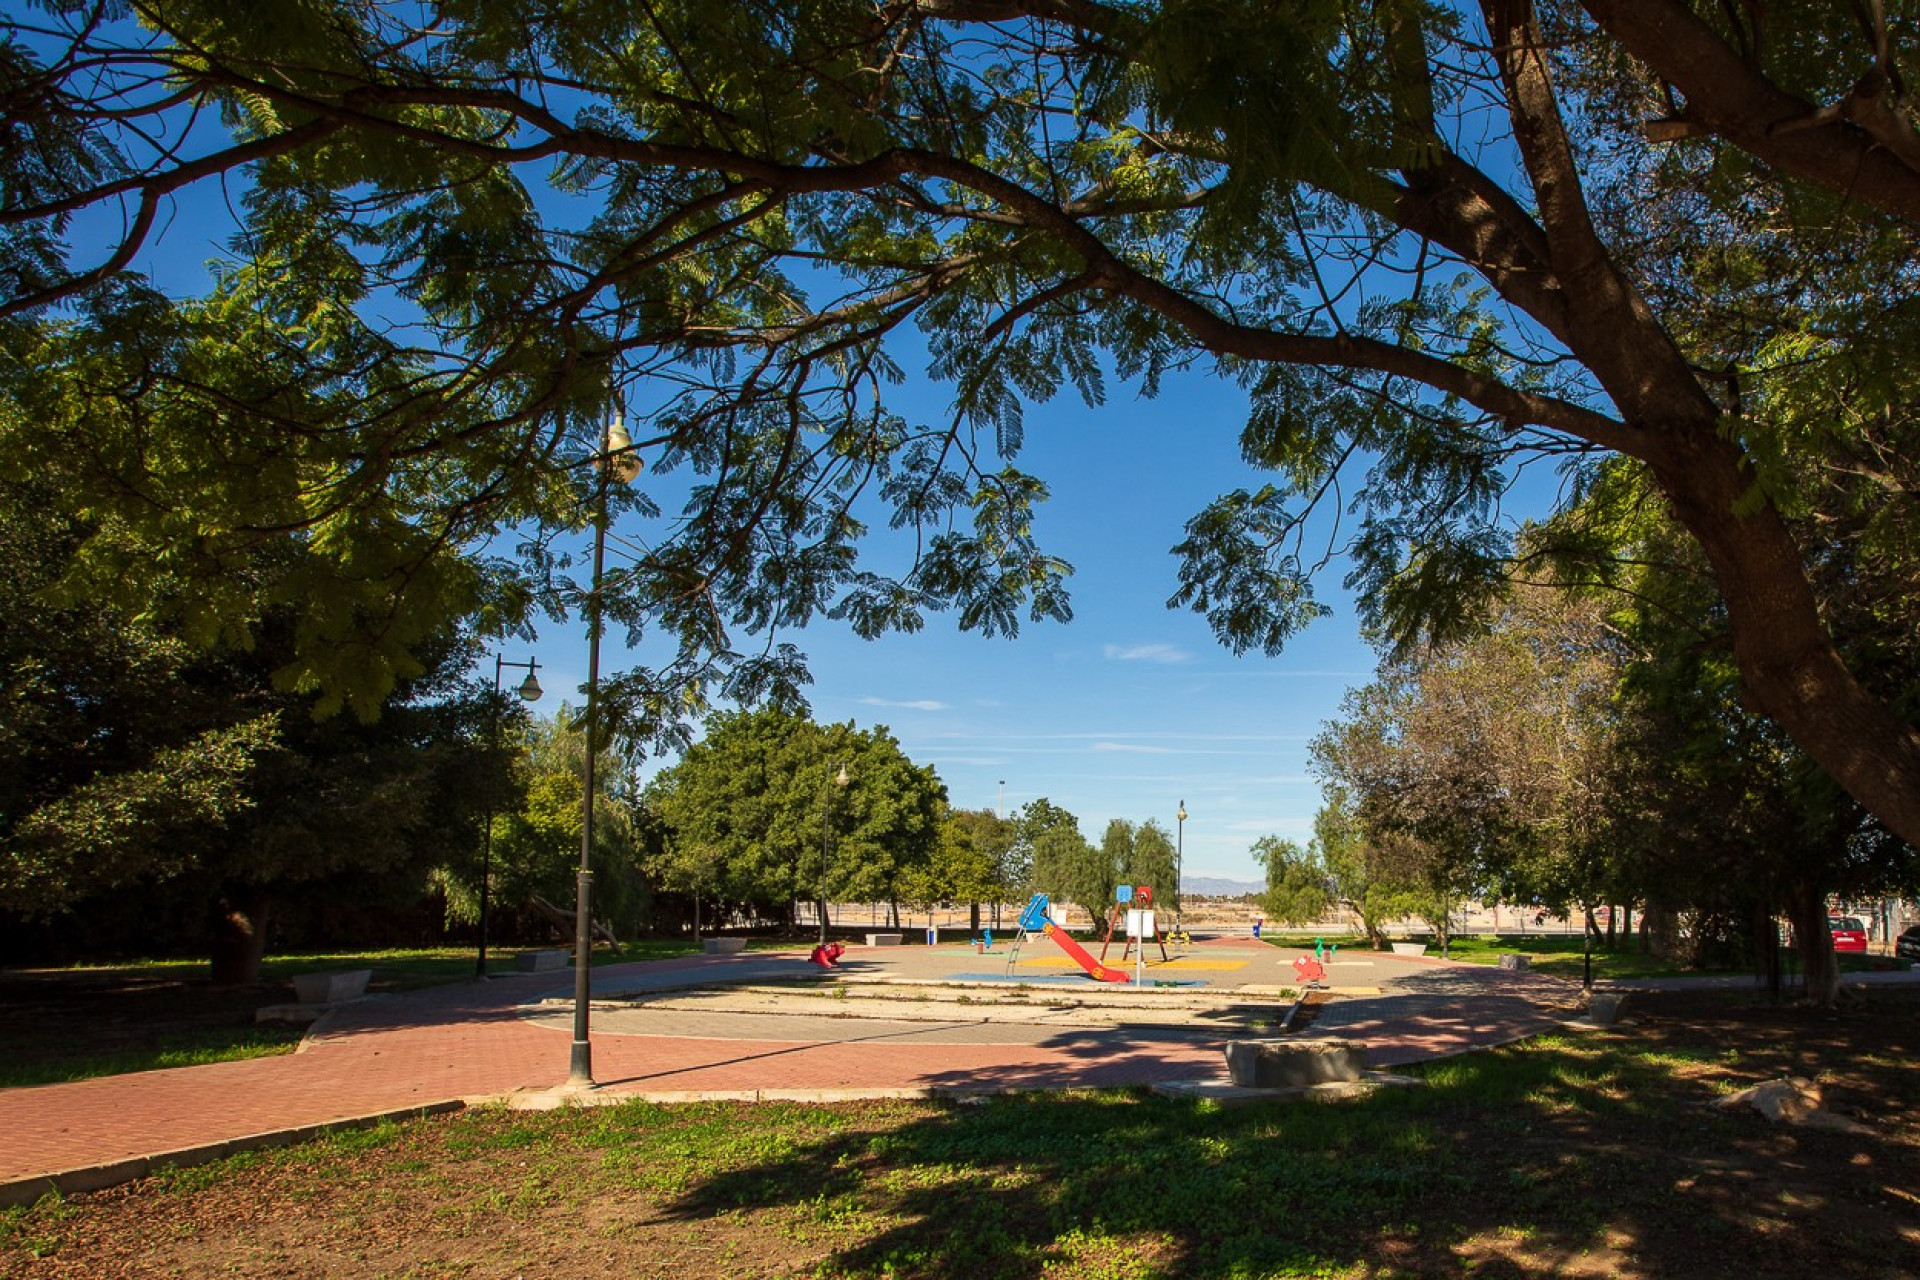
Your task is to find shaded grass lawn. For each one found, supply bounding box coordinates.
[0,939,737,1088]
[6,988,1920,1279]
[1271,932,1913,984]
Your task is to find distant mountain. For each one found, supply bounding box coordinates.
[1182,876,1264,897]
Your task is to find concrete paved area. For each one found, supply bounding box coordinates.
[0,936,1584,1203]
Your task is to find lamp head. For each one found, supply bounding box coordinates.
[598,415,642,485]
[515,671,543,702]
[835,764,850,788]
[1177,801,1187,822]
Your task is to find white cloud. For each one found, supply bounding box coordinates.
[1103,643,1194,664]
[858,697,950,712]
[1091,741,1173,754]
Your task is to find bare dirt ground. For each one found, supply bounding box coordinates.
[5,986,1920,1278]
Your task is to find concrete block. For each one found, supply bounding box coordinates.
[1225,1038,1367,1089]
[1587,992,1628,1025]
[701,937,748,955]
[1498,953,1531,971]
[865,933,905,946]
[514,949,571,972]
[1390,942,1428,957]
[291,969,371,1004]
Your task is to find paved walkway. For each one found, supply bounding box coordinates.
[0,940,1584,1200]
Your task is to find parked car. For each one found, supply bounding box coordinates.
[1896,926,1920,961]
[1828,916,1869,953]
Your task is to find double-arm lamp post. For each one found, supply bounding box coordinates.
[478,656,542,978]
[568,414,641,1091]
[819,762,850,944]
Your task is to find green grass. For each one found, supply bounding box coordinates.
[11,990,1917,1276]
[0,1025,1828,1277]
[1429,933,1912,981]
[0,1024,308,1089]
[1421,934,1691,979]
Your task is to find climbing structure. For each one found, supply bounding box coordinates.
[1015,893,1130,983]
[1097,884,1169,964]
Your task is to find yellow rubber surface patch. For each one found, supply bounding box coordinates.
[1010,956,1248,972]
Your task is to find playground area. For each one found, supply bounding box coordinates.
[519,897,1579,1063]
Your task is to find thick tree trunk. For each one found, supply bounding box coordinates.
[970,901,980,932]
[1481,2,1920,853]
[1643,901,1680,960]
[1650,432,1920,852]
[208,888,270,986]
[1784,880,1841,1007]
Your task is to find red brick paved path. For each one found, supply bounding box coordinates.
[0,949,1578,1190]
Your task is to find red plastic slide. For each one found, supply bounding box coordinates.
[1042,921,1131,983]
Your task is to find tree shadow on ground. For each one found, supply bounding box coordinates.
[640,988,1920,1278]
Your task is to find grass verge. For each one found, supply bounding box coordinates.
[6,987,1918,1278]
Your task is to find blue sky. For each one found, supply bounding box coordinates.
[520,366,1381,886]
[98,127,1381,887]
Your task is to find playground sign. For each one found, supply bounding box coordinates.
[1125,908,1155,938]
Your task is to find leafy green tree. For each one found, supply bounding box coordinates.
[1252,837,1330,929]
[1125,820,1179,908]
[0,486,500,982]
[1309,673,1489,953]
[931,807,1015,931]
[436,708,649,945]
[13,2,1920,852]
[1310,793,1417,950]
[1555,491,1920,1000]
[1020,799,1098,927]
[647,708,944,930]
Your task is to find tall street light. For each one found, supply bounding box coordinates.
[819,761,850,944]
[478,655,541,978]
[569,413,641,1091]
[1175,800,1187,929]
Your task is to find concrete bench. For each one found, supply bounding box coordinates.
[702,937,748,954]
[1498,953,1531,971]
[1225,1038,1366,1089]
[291,969,372,1004]
[514,949,570,972]
[1390,942,1428,957]
[865,933,904,946]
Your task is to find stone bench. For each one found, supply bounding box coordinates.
[1498,953,1531,971]
[865,933,904,946]
[514,949,570,972]
[1225,1038,1366,1089]
[1390,942,1428,957]
[290,969,372,1004]
[702,937,748,955]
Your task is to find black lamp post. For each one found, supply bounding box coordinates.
[478,655,541,978]
[1175,800,1187,928]
[819,761,850,944]
[568,414,641,1091]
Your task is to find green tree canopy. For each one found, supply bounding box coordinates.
[0,482,500,981]
[9,1,1920,853]
[1252,836,1330,929]
[646,707,945,928]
